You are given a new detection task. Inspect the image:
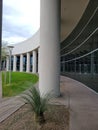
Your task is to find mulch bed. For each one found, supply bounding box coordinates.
[0,104,69,130]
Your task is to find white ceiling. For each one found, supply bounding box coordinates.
[61,0,89,41]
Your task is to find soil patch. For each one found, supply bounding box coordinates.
[0,104,69,130]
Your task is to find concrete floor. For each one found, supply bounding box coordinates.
[60,76,98,130]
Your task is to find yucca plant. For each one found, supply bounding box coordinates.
[21,86,50,124]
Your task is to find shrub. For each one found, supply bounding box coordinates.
[21,86,50,124]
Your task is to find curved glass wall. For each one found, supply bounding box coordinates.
[60,1,98,92]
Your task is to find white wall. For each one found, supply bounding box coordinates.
[12,30,40,55]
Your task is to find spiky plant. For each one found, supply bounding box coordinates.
[21,86,50,124]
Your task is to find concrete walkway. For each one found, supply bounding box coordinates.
[0,76,98,130]
[60,76,98,130]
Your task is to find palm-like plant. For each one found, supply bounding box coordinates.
[21,86,50,124]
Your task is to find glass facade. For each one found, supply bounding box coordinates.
[60,1,98,92]
[16,56,20,71]
[11,56,13,71]
[23,55,26,71]
[30,54,32,72]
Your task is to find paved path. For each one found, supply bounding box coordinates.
[60,76,98,130]
[0,97,24,122]
[0,76,98,130]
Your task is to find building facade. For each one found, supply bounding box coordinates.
[61,0,98,92]
[3,0,98,95]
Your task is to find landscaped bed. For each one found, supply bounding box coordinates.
[2,72,38,97]
[1,72,69,129]
[0,104,69,130]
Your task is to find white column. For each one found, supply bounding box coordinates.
[20,54,23,72]
[39,0,60,97]
[26,52,30,72]
[6,56,9,71]
[13,55,16,71]
[32,50,37,73]
[38,48,40,73]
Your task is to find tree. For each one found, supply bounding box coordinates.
[2,41,9,60]
[1,41,9,70]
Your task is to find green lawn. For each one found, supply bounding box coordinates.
[2,72,38,97]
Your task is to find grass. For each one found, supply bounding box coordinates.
[2,71,38,97]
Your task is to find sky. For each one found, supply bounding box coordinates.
[2,0,40,45]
